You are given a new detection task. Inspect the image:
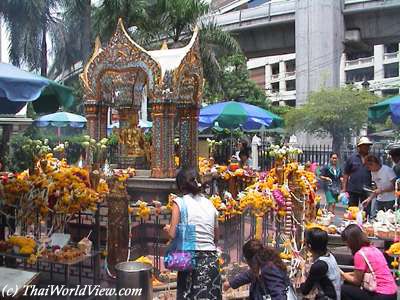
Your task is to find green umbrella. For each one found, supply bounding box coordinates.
[32,80,75,113]
[199,101,283,131]
[368,95,400,124]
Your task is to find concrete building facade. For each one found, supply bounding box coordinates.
[247,43,400,106]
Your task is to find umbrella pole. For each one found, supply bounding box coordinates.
[57,127,61,141]
[230,130,233,159]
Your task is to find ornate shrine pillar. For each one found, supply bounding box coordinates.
[84,100,99,139]
[106,177,129,277]
[178,105,199,170]
[98,105,109,140]
[151,103,176,178]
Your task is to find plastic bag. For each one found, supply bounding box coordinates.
[339,192,349,206]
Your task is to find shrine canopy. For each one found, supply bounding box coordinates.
[0,63,74,114]
[199,101,283,131]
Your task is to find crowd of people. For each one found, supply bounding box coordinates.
[162,136,400,299]
[316,136,399,217]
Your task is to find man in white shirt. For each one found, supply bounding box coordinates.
[363,155,396,214]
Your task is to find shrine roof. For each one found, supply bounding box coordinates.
[148,28,199,78]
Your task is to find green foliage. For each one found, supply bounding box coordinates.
[107,133,119,146]
[199,22,242,93]
[203,54,270,109]
[26,102,37,119]
[0,0,59,75]
[286,86,378,150]
[8,130,89,172]
[93,0,147,42]
[65,77,84,114]
[8,135,52,172]
[49,0,92,79]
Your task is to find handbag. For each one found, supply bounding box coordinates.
[359,250,377,292]
[286,284,298,300]
[328,182,340,197]
[258,278,271,300]
[164,198,196,271]
[259,278,298,300]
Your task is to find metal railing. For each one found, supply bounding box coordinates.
[271,73,280,81]
[205,0,295,28]
[345,56,374,68]
[207,0,390,29]
[285,70,296,77]
[257,144,390,171]
[384,52,399,61]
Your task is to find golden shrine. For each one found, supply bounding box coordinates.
[80,19,203,178]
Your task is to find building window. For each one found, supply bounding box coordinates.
[248,0,269,8]
[384,63,399,78]
[286,100,296,107]
[286,79,296,91]
[271,82,279,93]
[285,59,296,73]
[249,67,265,89]
[271,63,279,75]
[384,43,399,54]
[345,67,374,83]
[382,89,399,97]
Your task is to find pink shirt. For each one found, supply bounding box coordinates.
[354,246,397,295]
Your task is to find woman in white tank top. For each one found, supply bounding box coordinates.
[164,168,222,299]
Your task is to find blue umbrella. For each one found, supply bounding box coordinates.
[199,101,283,131]
[0,63,74,114]
[35,112,87,128]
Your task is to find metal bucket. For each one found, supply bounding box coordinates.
[115,262,153,300]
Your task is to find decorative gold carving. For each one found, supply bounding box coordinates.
[80,37,102,96]
[160,41,168,50]
[80,19,203,178]
[80,18,162,102]
[173,27,203,106]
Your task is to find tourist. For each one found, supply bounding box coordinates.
[362,155,396,213]
[300,228,341,300]
[320,153,343,214]
[239,150,252,168]
[342,137,372,207]
[388,143,400,178]
[305,161,312,172]
[235,139,250,160]
[341,224,397,300]
[164,168,221,299]
[223,239,289,300]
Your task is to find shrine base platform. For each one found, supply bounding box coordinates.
[127,170,177,203]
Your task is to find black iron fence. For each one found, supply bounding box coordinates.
[258,144,390,171]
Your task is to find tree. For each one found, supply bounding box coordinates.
[92,0,147,42]
[0,0,58,76]
[93,0,242,91]
[203,54,269,108]
[285,86,378,153]
[49,0,92,79]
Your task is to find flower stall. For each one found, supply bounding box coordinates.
[0,140,111,284]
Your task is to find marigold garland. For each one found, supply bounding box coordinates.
[1,154,109,223]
